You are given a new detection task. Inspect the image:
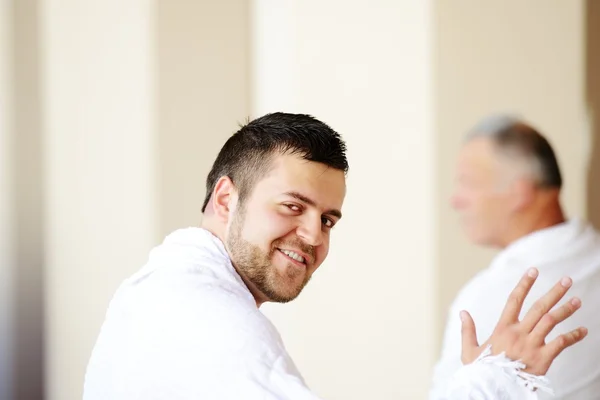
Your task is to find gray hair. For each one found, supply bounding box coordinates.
[465,114,562,189]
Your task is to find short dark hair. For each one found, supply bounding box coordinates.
[202,112,349,212]
[466,115,562,189]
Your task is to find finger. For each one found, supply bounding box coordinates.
[498,268,538,326]
[460,310,479,363]
[529,297,581,344]
[544,326,588,360]
[521,277,573,333]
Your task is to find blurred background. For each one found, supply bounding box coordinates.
[1,0,599,399]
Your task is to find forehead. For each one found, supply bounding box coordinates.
[457,138,497,176]
[253,153,346,208]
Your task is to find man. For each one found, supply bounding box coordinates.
[431,115,600,399]
[84,113,586,399]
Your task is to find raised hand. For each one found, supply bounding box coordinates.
[460,267,588,375]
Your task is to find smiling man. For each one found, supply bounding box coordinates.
[220,152,344,306]
[83,113,586,399]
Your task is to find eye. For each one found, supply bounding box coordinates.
[322,217,335,228]
[284,203,302,212]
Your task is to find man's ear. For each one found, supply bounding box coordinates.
[512,178,536,212]
[212,176,238,221]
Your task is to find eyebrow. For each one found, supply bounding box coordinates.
[284,191,343,220]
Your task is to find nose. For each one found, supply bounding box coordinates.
[297,215,324,247]
[450,191,465,210]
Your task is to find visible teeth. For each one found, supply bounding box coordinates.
[280,249,305,263]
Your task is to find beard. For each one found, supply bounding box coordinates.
[226,207,314,303]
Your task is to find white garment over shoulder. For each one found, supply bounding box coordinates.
[84,228,541,399]
[430,219,600,400]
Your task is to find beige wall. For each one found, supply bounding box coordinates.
[157,0,250,237]
[586,0,600,227]
[0,1,14,398]
[255,1,437,398]
[435,0,590,345]
[12,0,46,399]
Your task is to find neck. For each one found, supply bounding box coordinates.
[501,202,565,248]
[236,273,268,308]
[200,214,225,242]
[201,215,267,308]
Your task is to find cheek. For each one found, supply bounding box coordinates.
[455,187,480,210]
[470,190,496,214]
[313,238,330,267]
[242,208,297,244]
[481,196,509,221]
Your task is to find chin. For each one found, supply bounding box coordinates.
[465,228,488,245]
[267,287,303,303]
[269,274,308,303]
[470,233,498,247]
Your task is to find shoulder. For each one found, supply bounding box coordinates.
[448,268,492,311]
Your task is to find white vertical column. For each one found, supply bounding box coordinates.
[250,0,298,114]
[253,1,437,398]
[39,1,158,399]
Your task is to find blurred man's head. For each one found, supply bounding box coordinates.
[201,112,348,305]
[451,115,564,248]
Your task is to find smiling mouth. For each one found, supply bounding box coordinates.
[277,248,307,265]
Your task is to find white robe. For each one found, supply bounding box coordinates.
[430,219,600,400]
[84,228,541,399]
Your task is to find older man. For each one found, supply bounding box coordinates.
[431,115,600,399]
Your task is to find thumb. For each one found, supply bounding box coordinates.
[460,310,479,363]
